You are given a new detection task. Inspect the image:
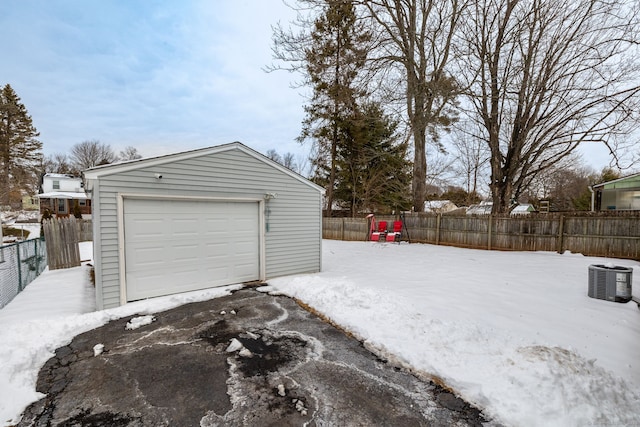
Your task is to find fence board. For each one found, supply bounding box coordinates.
[43,217,81,270]
[323,213,640,260]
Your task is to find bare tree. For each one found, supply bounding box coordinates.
[70,140,117,171]
[42,153,74,175]
[118,146,142,161]
[523,155,596,211]
[282,152,298,171]
[266,148,301,174]
[459,0,640,213]
[266,149,283,164]
[449,121,490,204]
[360,0,467,212]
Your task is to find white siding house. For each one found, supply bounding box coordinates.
[37,173,91,217]
[41,173,84,193]
[84,142,324,309]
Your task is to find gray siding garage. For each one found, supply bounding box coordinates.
[84,142,324,309]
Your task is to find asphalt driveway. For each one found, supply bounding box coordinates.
[17,287,495,426]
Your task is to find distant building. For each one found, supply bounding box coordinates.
[21,194,39,211]
[590,172,640,211]
[466,201,493,215]
[510,203,535,215]
[36,173,91,217]
[424,200,458,213]
[466,201,535,215]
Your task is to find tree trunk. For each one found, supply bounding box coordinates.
[325,28,343,218]
[0,159,9,206]
[412,125,427,212]
[0,117,10,207]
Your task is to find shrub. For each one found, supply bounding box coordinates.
[72,201,82,219]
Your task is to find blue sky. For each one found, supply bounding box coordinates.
[2,1,307,162]
[2,0,613,175]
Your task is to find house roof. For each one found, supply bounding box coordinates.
[511,204,535,214]
[466,202,534,215]
[44,173,80,180]
[591,172,640,189]
[83,142,325,194]
[424,200,458,212]
[36,192,88,200]
[424,200,456,208]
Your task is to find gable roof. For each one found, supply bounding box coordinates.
[83,141,324,193]
[591,172,640,189]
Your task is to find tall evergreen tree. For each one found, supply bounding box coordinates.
[0,84,42,207]
[298,0,371,216]
[335,102,412,215]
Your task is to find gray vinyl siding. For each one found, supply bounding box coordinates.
[90,145,322,309]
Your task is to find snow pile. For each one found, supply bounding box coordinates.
[266,240,640,427]
[92,343,104,357]
[124,315,156,330]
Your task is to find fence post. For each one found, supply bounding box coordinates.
[436,214,441,245]
[341,218,345,241]
[487,215,493,250]
[16,244,23,291]
[557,215,565,254]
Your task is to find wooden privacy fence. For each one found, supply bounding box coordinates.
[43,217,82,269]
[76,219,93,242]
[323,213,640,260]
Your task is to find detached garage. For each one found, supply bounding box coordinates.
[84,142,324,309]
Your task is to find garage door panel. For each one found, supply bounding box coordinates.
[203,243,229,259]
[172,244,200,261]
[128,218,166,238]
[124,199,259,302]
[127,246,166,269]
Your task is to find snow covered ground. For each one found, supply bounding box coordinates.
[266,241,640,427]
[1,211,40,244]
[1,240,639,426]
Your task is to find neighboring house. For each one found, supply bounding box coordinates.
[466,201,493,215]
[511,203,536,215]
[424,200,458,213]
[466,201,535,215]
[590,172,640,211]
[21,194,39,211]
[84,142,325,309]
[36,173,91,217]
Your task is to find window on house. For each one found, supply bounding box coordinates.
[57,199,66,213]
[79,200,86,206]
[52,180,60,190]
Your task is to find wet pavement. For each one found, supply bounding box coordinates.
[17,288,497,426]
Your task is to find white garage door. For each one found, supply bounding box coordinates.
[123,198,260,301]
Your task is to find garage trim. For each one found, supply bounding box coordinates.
[116,193,265,305]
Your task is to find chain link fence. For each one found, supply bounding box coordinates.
[0,237,47,309]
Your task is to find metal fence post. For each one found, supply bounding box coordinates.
[16,244,23,291]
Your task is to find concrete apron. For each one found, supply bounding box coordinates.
[18,288,495,426]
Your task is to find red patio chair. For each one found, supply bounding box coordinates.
[385,220,403,242]
[371,221,388,241]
